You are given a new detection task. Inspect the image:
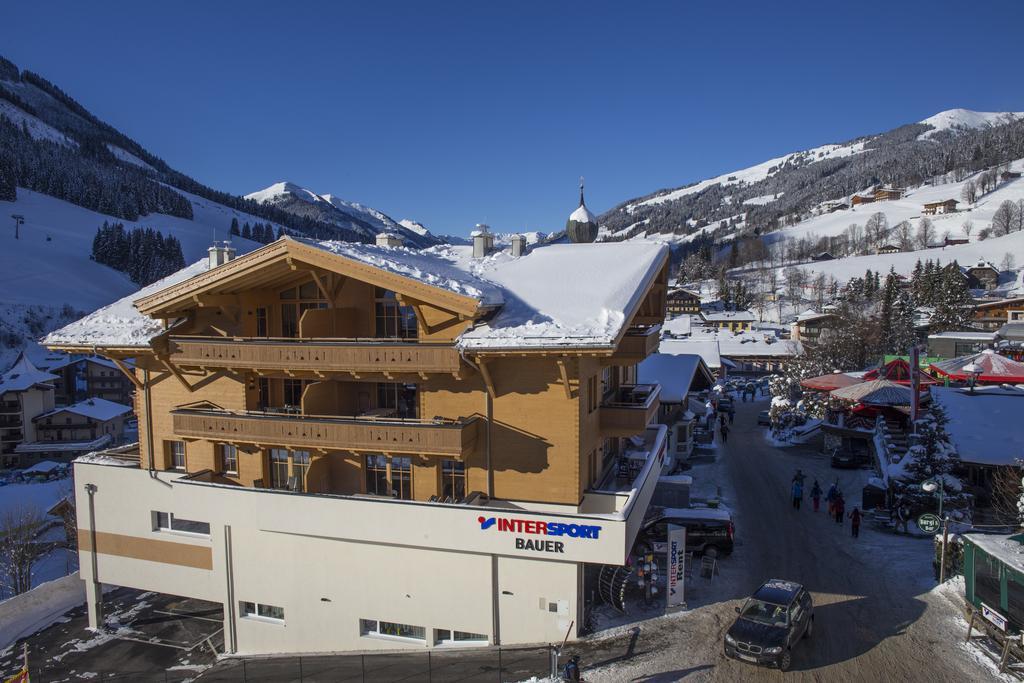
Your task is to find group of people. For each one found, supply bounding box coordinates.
[790,470,862,537]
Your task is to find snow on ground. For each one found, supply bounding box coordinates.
[104,144,156,172]
[919,109,1024,139]
[0,100,74,147]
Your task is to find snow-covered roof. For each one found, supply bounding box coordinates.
[298,238,504,306]
[43,260,211,349]
[659,337,721,370]
[796,309,836,323]
[569,203,597,224]
[16,433,113,453]
[22,460,63,474]
[662,314,694,337]
[927,331,997,341]
[963,533,1024,574]
[35,398,132,423]
[0,354,58,394]
[931,386,1024,466]
[701,310,756,322]
[831,379,914,406]
[931,349,1024,383]
[45,238,668,353]
[715,330,802,358]
[638,353,711,403]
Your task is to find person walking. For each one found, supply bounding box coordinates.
[728,404,735,424]
[849,507,862,538]
[825,480,838,516]
[720,421,729,444]
[791,479,804,510]
[810,480,822,512]
[834,493,846,525]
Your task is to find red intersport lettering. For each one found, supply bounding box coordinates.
[536,521,547,535]
[498,518,513,532]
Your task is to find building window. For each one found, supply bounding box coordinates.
[587,376,598,413]
[365,454,413,500]
[166,440,186,470]
[374,288,417,339]
[255,307,268,337]
[152,511,210,535]
[435,628,487,645]
[283,379,305,409]
[376,382,417,418]
[258,378,270,410]
[292,450,310,492]
[974,553,1002,609]
[441,459,466,501]
[360,618,425,640]
[269,448,290,489]
[279,283,326,337]
[220,444,238,474]
[241,601,285,623]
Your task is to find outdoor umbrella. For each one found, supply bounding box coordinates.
[830,379,914,406]
[929,349,1024,384]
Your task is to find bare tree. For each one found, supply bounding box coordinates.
[1017,199,1024,233]
[992,200,1017,236]
[865,212,889,250]
[961,179,977,205]
[784,267,806,310]
[892,220,913,251]
[1002,252,1017,273]
[990,466,1024,527]
[0,506,46,596]
[916,218,936,249]
[961,220,974,237]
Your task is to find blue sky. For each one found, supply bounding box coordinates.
[3,1,1023,236]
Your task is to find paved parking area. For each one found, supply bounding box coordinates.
[0,588,224,682]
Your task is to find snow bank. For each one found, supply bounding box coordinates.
[0,572,83,650]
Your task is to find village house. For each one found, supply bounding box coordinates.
[970,296,1024,331]
[851,194,875,206]
[922,199,958,215]
[1001,170,1022,181]
[877,244,901,255]
[0,354,57,469]
[965,261,1001,291]
[665,288,701,316]
[873,187,905,201]
[790,310,839,345]
[927,331,997,360]
[15,397,133,466]
[944,236,969,247]
[44,228,672,656]
[811,251,835,262]
[700,310,756,332]
[85,357,136,407]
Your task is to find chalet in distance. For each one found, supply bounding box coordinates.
[46,199,673,656]
[922,199,958,215]
[666,287,701,316]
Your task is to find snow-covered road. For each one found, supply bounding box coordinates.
[585,398,997,682]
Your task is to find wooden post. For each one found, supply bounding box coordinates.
[940,517,950,584]
[999,635,1012,673]
[965,610,975,642]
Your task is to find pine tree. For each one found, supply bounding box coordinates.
[242,222,252,240]
[890,290,918,355]
[929,262,973,332]
[276,226,285,240]
[230,217,240,237]
[879,271,897,352]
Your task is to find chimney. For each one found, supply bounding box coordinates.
[510,233,527,257]
[208,241,236,269]
[375,232,404,248]
[472,224,495,259]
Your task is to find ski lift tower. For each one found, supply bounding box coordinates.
[11,214,24,240]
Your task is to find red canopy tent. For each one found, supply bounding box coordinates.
[929,349,1024,384]
[863,358,937,386]
[800,372,863,392]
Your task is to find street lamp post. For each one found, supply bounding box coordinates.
[11,214,24,240]
[923,478,949,582]
[963,361,983,394]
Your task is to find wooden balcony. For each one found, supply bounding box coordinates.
[171,407,482,458]
[600,384,661,436]
[167,336,463,376]
[604,326,660,365]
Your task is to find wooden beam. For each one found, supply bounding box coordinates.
[109,357,143,390]
[477,359,496,398]
[331,275,348,300]
[159,357,195,393]
[309,270,331,301]
[556,359,572,399]
[192,294,239,308]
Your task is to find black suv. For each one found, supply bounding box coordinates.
[635,508,734,557]
[724,579,814,671]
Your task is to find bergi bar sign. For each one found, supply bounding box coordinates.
[479,515,602,554]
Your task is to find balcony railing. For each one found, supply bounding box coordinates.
[172,407,482,458]
[166,336,463,375]
[607,325,660,364]
[599,383,661,436]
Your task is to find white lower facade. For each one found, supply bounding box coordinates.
[75,427,666,656]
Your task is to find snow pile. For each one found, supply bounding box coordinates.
[42,260,209,348]
[0,572,84,650]
[73,450,139,467]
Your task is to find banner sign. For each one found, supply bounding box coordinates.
[666,524,686,608]
[982,602,1007,631]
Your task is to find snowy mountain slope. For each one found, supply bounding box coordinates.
[0,186,273,368]
[918,109,1024,139]
[245,182,442,248]
[600,108,1024,247]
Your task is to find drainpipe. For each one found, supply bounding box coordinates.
[84,482,103,628]
[143,368,155,472]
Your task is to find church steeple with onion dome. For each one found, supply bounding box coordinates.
[565,177,599,243]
